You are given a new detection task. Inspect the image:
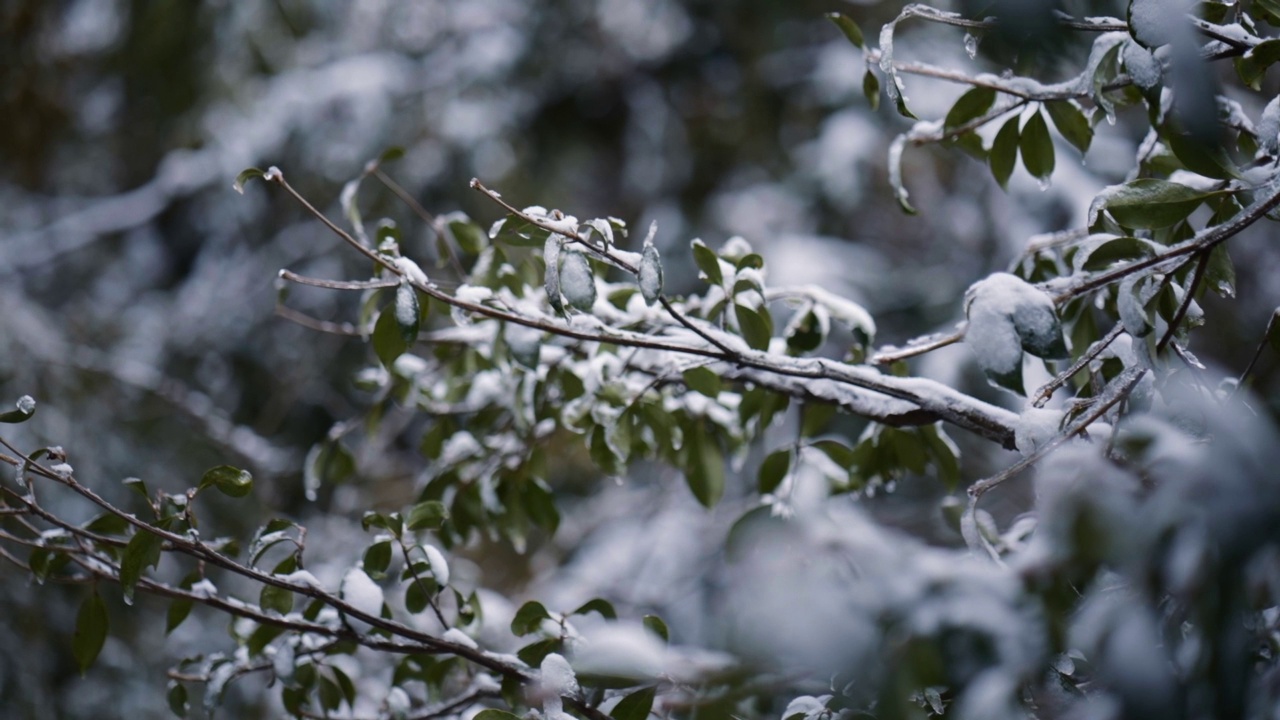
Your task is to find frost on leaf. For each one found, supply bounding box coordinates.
[544,234,565,315]
[505,323,543,368]
[965,273,1068,394]
[560,248,597,313]
[639,229,663,306]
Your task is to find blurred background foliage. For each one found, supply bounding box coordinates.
[4,0,1280,717]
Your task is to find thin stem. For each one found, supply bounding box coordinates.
[870,326,964,365]
[1032,323,1125,408]
[1232,310,1280,397]
[279,269,399,291]
[372,168,467,278]
[1156,251,1210,353]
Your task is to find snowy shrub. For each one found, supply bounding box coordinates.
[5,2,1280,719]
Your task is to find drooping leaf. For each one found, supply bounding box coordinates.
[232,167,266,194]
[825,12,864,48]
[0,394,36,424]
[73,591,109,674]
[544,234,565,315]
[863,69,881,112]
[560,248,597,313]
[639,241,663,305]
[735,304,773,351]
[990,114,1020,188]
[758,447,793,494]
[372,304,411,367]
[1205,243,1236,298]
[394,280,420,346]
[684,425,725,508]
[643,614,670,643]
[1019,110,1055,182]
[1044,100,1093,156]
[691,239,724,285]
[120,528,163,604]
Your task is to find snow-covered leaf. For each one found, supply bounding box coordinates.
[561,248,596,313]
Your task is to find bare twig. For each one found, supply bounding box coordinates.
[1032,324,1125,408]
[969,367,1147,500]
[1156,251,1210,353]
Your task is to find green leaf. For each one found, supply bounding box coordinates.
[166,571,200,635]
[373,303,411,367]
[375,146,405,165]
[199,465,254,498]
[1081,236,1153,271]
[691,239,724,285]
[812,439,856,468]
[682,367,722,397]
[166,598,194,636]
[758,447,793,494]
[643,614,670,642]
[990,114,1020,189]
[448,218,488,255]
[1205,243,1235,298]
[363,540,393,579]
[801,402,837,438]
[167,681,188,718]
[394,280,420,346]
[825,12,864,48]
[863,69,881,112]
[121,476,150,504]
[1044,100,1093,156]
[511,600,551,636]
[404,574,436,614]
[0,395,36,423]
[561,248,597,313]
[684,426,725,508]
[1098,179,1218,229]
[1235,38,1280,90]
[260,582,294,615]
[406,500,449,531]
[612,686,657,720]
[1167,132,1240,180]
[573,598,618,620]
[1019,110,1055,182]
[735,304,773,351]
[119,528,163,604]
[73,591,109,675]
[232,167,266,194]
[517,638,563,667]
[944,86,996,130]
[475,710,525,720]
[921,425,962,492]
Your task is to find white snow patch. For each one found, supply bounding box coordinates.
[1015,408,1064,457]
[394,256,430,286]
[444,627,479,650]
[340,568,384,632]
[424,544,450,586]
